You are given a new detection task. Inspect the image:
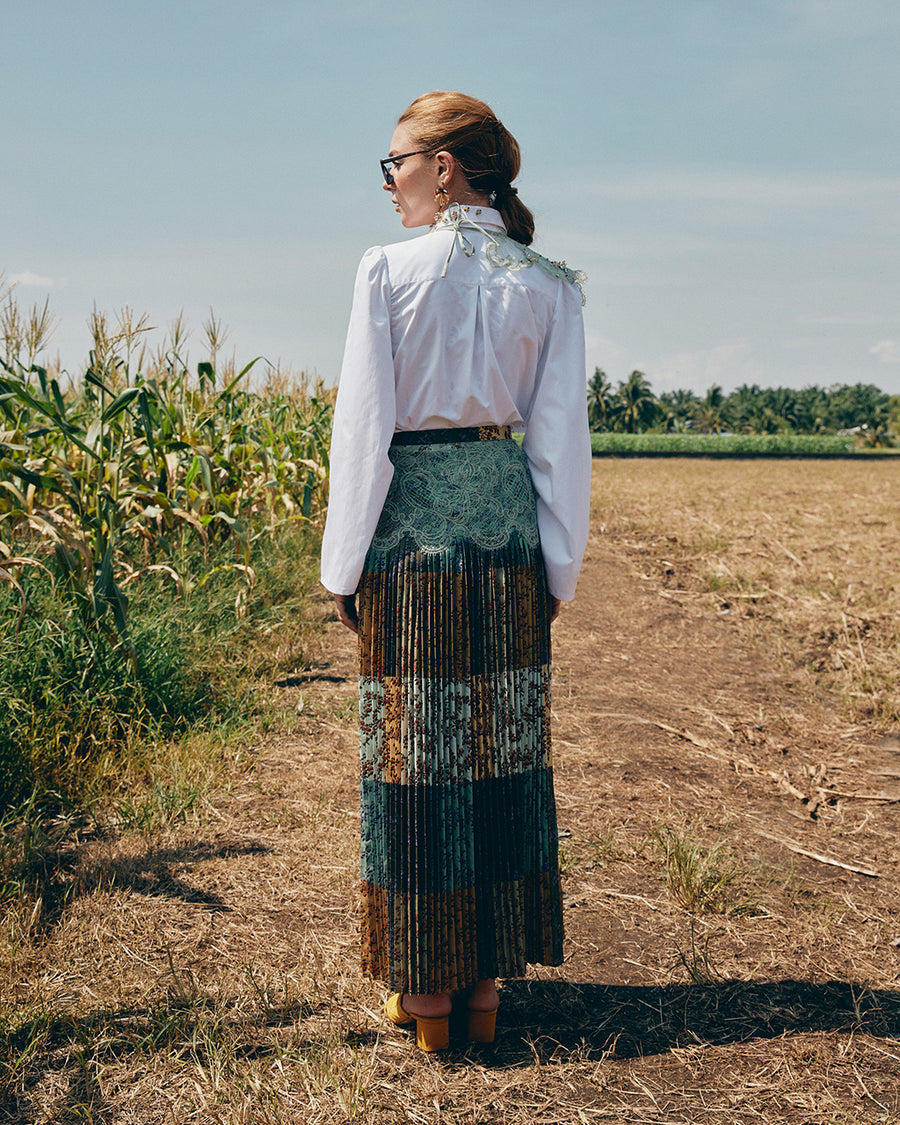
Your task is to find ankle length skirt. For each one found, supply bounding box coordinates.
[356,426,564,993]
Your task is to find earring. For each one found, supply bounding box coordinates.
[434,183,450,217]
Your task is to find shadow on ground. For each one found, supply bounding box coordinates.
[0,996,319,1124]
[489,978,900,1062]
[30,838,274,928]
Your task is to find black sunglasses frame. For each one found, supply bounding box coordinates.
[380,149,432,186]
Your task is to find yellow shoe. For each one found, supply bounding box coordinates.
[385,994,450,1051]
[385,993,414,1027]
[466,1006,498,1043]
[413,1012,450,1051]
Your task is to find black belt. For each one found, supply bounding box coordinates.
[390,425,512,447]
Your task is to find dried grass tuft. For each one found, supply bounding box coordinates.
[654,824,761,916]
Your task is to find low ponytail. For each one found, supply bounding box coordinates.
[492,184,534,247]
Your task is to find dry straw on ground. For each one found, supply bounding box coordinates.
[2,458,899,1123]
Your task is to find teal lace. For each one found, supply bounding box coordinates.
[370,440,540,554]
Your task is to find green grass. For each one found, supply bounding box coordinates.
[654,824,760,917]
[0,522,322,902]
[589,432,881,456]
[0,299,334,896]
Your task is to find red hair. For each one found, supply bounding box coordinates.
[398,91,535,245]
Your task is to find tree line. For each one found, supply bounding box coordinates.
[587,370,899,441]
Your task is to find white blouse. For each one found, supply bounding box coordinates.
[320,205,592,601]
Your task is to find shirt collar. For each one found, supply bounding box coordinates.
[432,203,506,231]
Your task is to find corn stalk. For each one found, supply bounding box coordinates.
[0,303,332,648]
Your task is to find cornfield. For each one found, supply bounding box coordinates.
[0,287,334,812]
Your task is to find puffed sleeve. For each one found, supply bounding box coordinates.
[521,278,592,602]
[320,247,397,595]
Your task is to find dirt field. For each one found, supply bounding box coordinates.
[3,458,899,1123]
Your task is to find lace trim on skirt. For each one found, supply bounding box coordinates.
[370,437,540,555]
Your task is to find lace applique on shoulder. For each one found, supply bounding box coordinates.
[432,204,587,305]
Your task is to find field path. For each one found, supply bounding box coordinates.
[8,463,900,1123]
[232,467,900,1118]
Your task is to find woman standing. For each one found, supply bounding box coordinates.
[320,92,591,1051]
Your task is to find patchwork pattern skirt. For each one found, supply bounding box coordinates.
[356,427,564,993]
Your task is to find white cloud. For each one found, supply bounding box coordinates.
[652,341,763,394]
[870,339,900,364]
[583,332,630,374]
[8,270,66,289]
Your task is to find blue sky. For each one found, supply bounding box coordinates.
[7,0,900,395]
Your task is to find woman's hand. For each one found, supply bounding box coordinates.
[334,593,359,634]
[550,597,562,623]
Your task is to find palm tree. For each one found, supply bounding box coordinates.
[659,388,700,431]
[826,383,891,432]
[615,370,657,433]
[769,387,799,431]
[726,384,760,432]
[695,384,728,433]
[586,368,614,431]
[795,385,829,433]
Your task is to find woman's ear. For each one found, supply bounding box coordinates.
[435,150,455,183]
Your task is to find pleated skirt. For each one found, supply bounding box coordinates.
[356,426,564,994]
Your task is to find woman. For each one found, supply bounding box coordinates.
[320,91,591,1051]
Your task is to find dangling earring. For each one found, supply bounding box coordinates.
[434,183,450,218]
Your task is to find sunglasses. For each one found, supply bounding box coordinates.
[380,149,432,186]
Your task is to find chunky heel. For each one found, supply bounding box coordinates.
[467,1007,498,1043]
[385,994,450,1051]
[415,1014,450,1051]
